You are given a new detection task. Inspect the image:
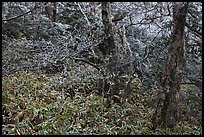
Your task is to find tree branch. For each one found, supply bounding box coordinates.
[2,5,40,22]
[73,57,100,71]
[185,22,202,36]
[74,2,90,26]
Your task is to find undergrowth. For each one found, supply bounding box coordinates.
[2,71,202,135]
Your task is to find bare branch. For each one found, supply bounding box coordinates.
[75,2,90,26]
[185,22,202,36]
[2,5,40,22]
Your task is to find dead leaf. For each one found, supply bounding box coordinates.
[14,112,25,123]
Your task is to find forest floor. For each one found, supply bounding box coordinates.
[2,68,202,135]
[2,38,202,135]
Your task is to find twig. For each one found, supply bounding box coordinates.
[73,57,100,71]
[122,69,137,103]
[185,22,202,36]
[2,5,40,22]
[74,2,90,26]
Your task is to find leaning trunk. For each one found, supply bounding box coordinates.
[153,2,188,128]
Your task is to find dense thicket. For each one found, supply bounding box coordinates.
[2,2,202,135]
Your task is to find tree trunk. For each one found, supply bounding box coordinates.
[101,2,116,55]
[153,2,188,128]
[101,2,118,106]
[52,2,57,22]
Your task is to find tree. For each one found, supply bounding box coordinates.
[100,2,119,106]
[152,2,189,128]
[101,2,116,55]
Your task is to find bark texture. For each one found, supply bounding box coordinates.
[153,2,188,128]
[100,2,118,106]
[101,2,116,56]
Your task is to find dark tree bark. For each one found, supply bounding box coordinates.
[99,2,118,106]
[101,2,116,56]
[45,2,57,25]
[153,2,189,128]
[52,2,57,22]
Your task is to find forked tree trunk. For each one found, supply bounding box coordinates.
[153,2,189,128]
